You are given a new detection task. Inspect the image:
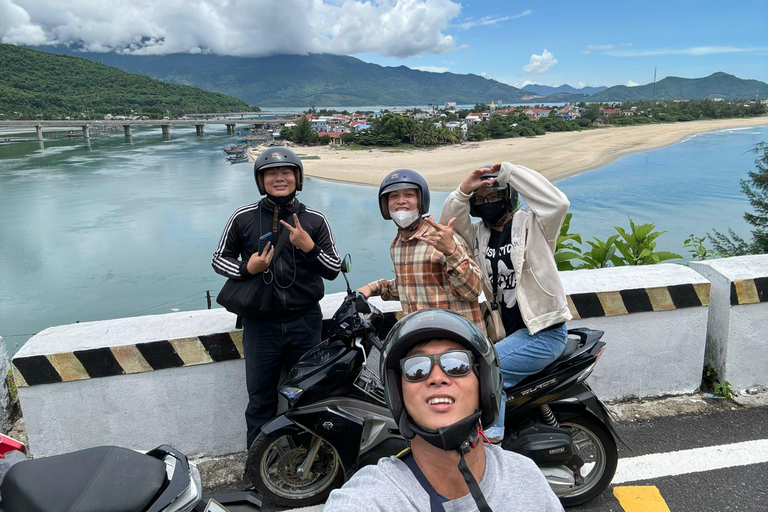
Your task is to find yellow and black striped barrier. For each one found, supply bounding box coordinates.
[13,281,713,389]
[730,277,768,305]
[13,331,244,388]
[567,283,711,319]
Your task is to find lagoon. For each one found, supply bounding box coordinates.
[0,124,765,356]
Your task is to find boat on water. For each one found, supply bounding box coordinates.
[222,144,246,155]
[226,151,248,163]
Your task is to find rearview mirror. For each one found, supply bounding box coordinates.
[341,254,352,274]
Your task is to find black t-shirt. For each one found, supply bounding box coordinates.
[485,227,525,334]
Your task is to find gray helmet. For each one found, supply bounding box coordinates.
[469,165,518,217]
[254,147,304,195]
[378,169,431,220]
[379,309,502,450]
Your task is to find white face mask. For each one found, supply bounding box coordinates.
[390,209,420,229]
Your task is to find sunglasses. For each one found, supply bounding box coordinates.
[400,350,475,383]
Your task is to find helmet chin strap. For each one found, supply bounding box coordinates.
[405,411,493,512]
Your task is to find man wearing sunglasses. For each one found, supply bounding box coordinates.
[440,163,572,441]
[323,309,562,512]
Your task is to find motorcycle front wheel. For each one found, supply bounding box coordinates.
[558,414,618,507]
[246,429,345,507]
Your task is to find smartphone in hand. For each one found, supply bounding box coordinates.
[258,232,273,255]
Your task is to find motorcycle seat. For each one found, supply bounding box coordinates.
[0,446,167,512]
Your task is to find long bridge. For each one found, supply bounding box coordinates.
[0,116,298,141]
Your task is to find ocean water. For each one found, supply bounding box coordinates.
[0,124,765,356]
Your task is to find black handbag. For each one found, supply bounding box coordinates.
[216,223,291,317]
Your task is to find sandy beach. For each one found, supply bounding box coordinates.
[264,116,767,190]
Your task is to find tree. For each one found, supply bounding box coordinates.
[709,142,768,255]
[372,113,414,143]
[473,103,490,112]
[294,116,318,145]
[582,104,601,123]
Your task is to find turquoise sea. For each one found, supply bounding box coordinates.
[0,124,765,356]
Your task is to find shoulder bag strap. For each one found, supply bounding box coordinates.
[401,453,446,512]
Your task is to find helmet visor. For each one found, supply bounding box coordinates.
[381,182,419,196]
[400,350,474,382]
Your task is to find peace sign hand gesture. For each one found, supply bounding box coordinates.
[280,213,315,253]
[419,216,458,256]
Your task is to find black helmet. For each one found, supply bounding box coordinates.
[468,166,519,218]
[380,309,502,451]
[254,147,304,195]
[378,169,431,220]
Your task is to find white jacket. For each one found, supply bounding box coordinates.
[440,163,572,334]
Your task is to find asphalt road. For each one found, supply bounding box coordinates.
[571,403,768,512]
[201,402,768,512]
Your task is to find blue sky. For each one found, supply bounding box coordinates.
[2,0,766,88]
[358,0,768,88]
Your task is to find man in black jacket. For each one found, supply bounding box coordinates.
[212,147,340,454]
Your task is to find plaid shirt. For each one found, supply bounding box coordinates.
[367,220,486,333]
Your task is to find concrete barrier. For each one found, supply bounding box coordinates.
[561,264,711,401]
[11,297,401,458]
[11,263,715,457]
[690,255,768,391]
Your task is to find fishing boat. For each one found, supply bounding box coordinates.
[226,150,248,163]
[222,144,246,155]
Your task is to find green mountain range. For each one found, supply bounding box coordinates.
[28,49,530,107]
[7,45,768,111]
[589,72,768,102]
[0,45,249,118]
[522,84,607,96]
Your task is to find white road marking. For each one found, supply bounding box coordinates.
[612,438,768,484]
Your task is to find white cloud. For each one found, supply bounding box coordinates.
[582,50,591,55]
[0,0,462,58]
[480,72,487,79]
[587,44,613,51]
[458,10,531,29]
[521,80,537,87]
[523,49,557,75]
[576,82,586,89]
[412,66,449,73]
[626,80,639,87]
[608,46,767,57]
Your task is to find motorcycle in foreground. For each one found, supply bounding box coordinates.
[245,255,405,508]
[245,255,621,508]
[0,434,202,512]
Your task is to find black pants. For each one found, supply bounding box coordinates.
[241,303,322,449]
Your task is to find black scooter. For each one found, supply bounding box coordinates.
[245,256,621,508]
[0,436,202,512]
[244,255,404,508]
[501,328,621,506]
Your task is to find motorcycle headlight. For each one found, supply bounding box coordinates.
[279,386,304,406]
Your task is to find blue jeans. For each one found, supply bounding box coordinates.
[484,323,568,440]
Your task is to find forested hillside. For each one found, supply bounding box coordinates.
[0,45,250,119]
